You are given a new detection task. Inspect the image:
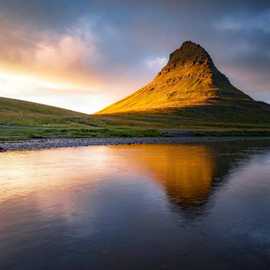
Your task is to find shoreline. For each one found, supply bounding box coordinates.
[1,136,270,152]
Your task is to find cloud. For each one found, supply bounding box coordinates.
[145,57,167,70]
[0,17,104,90]
[216,9,270,33]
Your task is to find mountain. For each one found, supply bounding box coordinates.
[98,41,270,116]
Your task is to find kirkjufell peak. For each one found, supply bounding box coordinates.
[98,40,256,114]
[167,41,214,67]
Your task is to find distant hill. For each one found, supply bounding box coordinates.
[0,96,88,125]
[0,97,99,140]
[98,41,270,123]
[0,97,161,140]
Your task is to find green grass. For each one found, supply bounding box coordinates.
[1,97,270,141]
[0,126,162,141]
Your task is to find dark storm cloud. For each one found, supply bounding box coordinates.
[0,0,269,100]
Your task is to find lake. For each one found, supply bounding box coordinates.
[1,141,270,270]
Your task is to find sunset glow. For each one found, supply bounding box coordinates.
[0,1,269,113]
[0,70,112,113]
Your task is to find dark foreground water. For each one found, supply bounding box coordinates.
[1,141,270,270]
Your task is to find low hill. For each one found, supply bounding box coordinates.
[0,97,100,140]
[0,96,88,125]
[0,97,160,140]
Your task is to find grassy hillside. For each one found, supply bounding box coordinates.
[0,97,88,125]
[0,97,161,140]
[1,96,270,141]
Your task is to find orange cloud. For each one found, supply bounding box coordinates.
[0,18,103,91]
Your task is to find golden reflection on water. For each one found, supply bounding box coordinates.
[0,144,215,208]
[122,145,215,206]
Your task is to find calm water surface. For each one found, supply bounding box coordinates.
[1,142,270,270]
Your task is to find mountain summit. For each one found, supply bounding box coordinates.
[98,41,255,114]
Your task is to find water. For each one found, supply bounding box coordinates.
[0,141,270,270]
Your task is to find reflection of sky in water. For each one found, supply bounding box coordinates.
[0,145,215,208]
[0,142,270,270]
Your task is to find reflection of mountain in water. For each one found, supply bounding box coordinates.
[126,142,270,215]
[138,145,215,207]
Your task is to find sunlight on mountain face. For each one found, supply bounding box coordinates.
[98,41,252,114]
[0,71,110,113]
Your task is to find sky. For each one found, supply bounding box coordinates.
[0,0,269,113]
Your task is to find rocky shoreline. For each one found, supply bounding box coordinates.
[1,136,270,152]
